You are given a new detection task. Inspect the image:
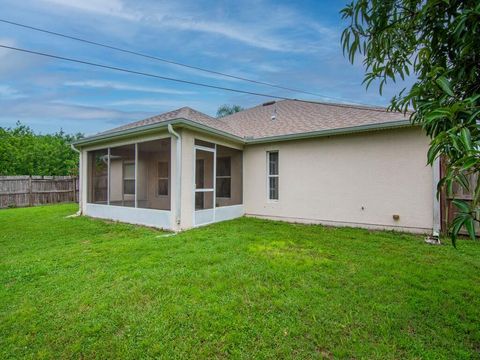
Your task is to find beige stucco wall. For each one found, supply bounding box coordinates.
[79,125,434,233]
[243,127,434,233]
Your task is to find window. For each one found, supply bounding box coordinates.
[216,157,231,198]
[123,161,135,195]
[267,151,279,200]
[157,161,169,196]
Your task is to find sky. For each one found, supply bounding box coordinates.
[0,0,414,136]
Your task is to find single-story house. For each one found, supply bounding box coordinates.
[72,99,440,235]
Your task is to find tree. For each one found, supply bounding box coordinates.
[216,104,244,118]
[0,122,84,176]
[341,0,480,245]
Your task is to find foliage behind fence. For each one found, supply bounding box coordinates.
[0,176,78,209]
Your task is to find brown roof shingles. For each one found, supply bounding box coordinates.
[220,100,409,139]
[93,100,409,141]
[99,106,236,136]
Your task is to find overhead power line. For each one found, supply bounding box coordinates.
[0,18,328,99]
[0,44,298,100]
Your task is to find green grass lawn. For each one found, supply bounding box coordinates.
[1,204,479,359]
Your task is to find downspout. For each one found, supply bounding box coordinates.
[70,143,82,216]
[168,124,182,229]
[432,157,441,238]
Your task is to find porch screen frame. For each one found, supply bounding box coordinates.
[86,136,171,209]
[193,144,217,225]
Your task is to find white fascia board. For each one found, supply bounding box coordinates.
[72,118,245,148]
[73,118,413,148]
[245,120,413,144]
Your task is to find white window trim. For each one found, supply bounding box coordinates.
[123,160,136,196]
[267,151,279,201]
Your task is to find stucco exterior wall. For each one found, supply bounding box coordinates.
[243,127,434,233]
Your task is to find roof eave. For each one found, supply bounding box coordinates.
[73,118,413,148]
[72,118,246,147]
[245,119,413,144]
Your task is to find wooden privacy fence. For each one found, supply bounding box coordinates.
[440,159,479,236]
[0,176,78,209]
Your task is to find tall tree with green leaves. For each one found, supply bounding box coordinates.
[0,122,83,176]
[216,104,244,118]
[341,0,479,245]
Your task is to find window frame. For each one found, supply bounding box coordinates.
[216,156,232,199]
[267,151,279,201]
[157,161,169,197]
[122,160,136,196]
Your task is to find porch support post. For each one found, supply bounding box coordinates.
[168,124,182,230]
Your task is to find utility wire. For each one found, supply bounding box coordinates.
[0,44,297,100]
[0,44,384,110]
[0,18,330,99]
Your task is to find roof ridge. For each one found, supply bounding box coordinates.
[219,99,398,124]
[290,99,391,113]
[95,106,214,136]
[182,106,216,119]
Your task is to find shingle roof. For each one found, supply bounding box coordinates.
[99,106,235,136]
[220,100,409,139]
[84,100,410,144]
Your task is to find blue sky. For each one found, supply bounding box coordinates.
[0,0,413,136]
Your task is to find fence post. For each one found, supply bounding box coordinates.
[73,176,77,202]
[28,175,33,207]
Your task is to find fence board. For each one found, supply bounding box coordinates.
[440,158,479,236]
[0,176,78,209]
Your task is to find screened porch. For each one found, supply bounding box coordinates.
[85,137,173,229]
[83,134,244,230]
[193,139,243,227]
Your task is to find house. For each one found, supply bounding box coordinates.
[72,100,440,235]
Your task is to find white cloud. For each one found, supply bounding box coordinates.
[40,0,140,20]
[158,17,292,52]
[0,85,26,99]
[0,37,47,76]
[0,99,151,122]
[64,80,195,95]
[37,0,331,53]
[0,37,16,56]
[107,98,205,108]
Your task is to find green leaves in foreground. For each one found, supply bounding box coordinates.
[341,0,480,245]
[451,199,477,246]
